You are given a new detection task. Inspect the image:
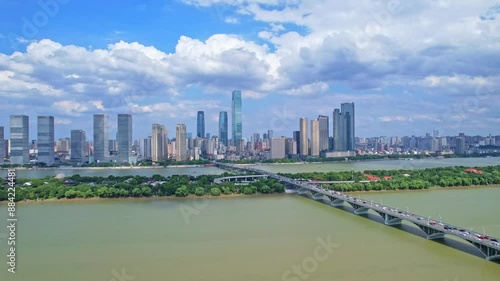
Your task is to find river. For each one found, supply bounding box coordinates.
[0,187,499,281]
[2,157,499,179]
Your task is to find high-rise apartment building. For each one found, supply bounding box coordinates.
[0,126,4,163]
[299,117,308,156]
[332,103,355,151]
[93,114,109,162]
[219,111,228,147]
[70,130,86,163]
[152,124,168,162]
[318,115,329,152]
[232,90,242,148]
[271,138,286,159]
[37,116,55,165]
[310,119,320,156]
[293,131,300,155]
[10,115,29,164]
[176,124,187,161]
[117,114,133,164]
[197,111,205,139]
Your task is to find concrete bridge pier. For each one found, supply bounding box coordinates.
[297,188,309,195]
[375,212,402,226]
[471,243,500,261]
[416,225,445,240]
[349,202,369,215]
[327,196,344,207]
[311,191,324,201]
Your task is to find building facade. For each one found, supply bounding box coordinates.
[197,111,205,139]
[310,118,320,156]
[299,117,308,156]
[318,115,329,152]
[219,111,228,147]
[117,114,133,164]
[0,126,4,163]
[70,130,86,163]
[10,115,29,164]
[93,114,109,162]
[232,90,242,148]
[37,116,55,165]
[271,138,286,159]
[152,124,168,162]
[176,124,187,161]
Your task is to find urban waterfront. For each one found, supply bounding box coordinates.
[2,157,499,179]
[0,187,499,281]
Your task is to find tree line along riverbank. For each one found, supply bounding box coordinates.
[0,173,285,202]
[1,165,499,202]
[279,165,500,192]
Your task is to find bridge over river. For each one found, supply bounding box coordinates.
[214,162,500,261]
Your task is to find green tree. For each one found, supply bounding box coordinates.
[210,187,221,196]
[195,187,205,196]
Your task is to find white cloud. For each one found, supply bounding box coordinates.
[224,16,239,24]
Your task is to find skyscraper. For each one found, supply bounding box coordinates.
[93,114,109,162]
[176,124,187,161]
[232,90,242,148]
[332,103,355,151]
[117,114,133,164]
[219,111,228,147]
[318,115,329,152]
[293,131,300,155]
[37,116,55,165]
[0,126,4,164]
[10,115,29,164]
[152,124,168,162]
[310,119,320,156]
[299,117,308,156]
[271,138,286,159]
[341,102,355,151]
[197,111,205,138]
[332,109,342,151]
[70,130,86,163]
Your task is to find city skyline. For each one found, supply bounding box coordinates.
[1,1,499,139]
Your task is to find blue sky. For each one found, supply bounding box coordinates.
[0,0,499,141]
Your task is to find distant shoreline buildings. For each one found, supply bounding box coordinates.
[0,92,498,165]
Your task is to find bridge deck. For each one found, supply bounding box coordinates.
[214,162,500,261]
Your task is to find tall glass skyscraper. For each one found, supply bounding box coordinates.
[117,114,132,164]
[218,111,228,147]
[0,126,4,164]
[341,102,355,151]
[299,117,308,156]
[152,124,168,162]
[93,114,109,162]
[70,130,86,163]
[197,111,205,138]
[10,115,29,164]
[318,115,329,152]
[332,103,355,151]
[176,124,187,161]
[37,116,55,165]
[231,90,242,148]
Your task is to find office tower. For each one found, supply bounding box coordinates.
[197,111,205,138]
[152,124,168,162]
[456,137,466,155]
[341,102,355,151]
[271,138,286,159]
[0,127,4,163]
[285,138,297,156]
[267,130,274,140]
[310,119,320,156]
[10,115,29,164]
[117,114,133,164]
[232,90,242,148]
[108,140,118,153]
[140,137,152,160]
[433,130,440,138]
[219,111,228,147]
[253,133,260,144]
[318,115,329,152]
[93,114,109,162]
[37,116,55,165]
[176,124,187,161]
[299,118,308,156]
[332,109,343,151]
[293,131,300,155]
[70,130,86,163]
